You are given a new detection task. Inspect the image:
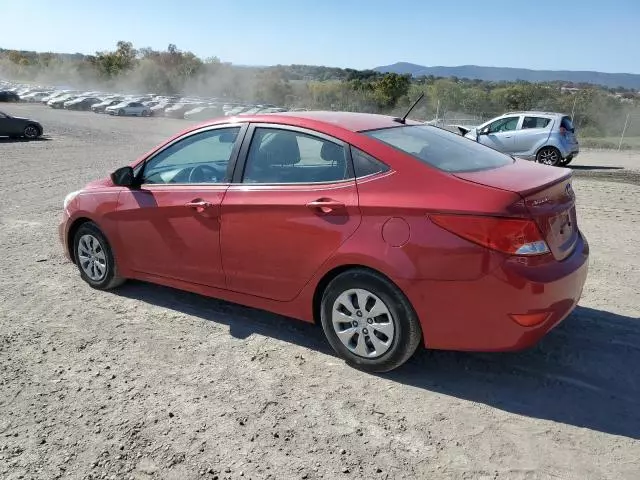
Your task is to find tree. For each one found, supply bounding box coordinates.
[371,73,411,109]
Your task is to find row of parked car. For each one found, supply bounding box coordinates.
[0,81,295,120]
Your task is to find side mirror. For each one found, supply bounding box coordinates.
[110,166,136,187]
[477,128,487,136]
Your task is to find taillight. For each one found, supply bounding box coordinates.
[430,214,550,256]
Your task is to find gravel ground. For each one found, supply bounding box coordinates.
[1,104,639,480]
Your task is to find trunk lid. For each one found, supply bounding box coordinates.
[455,159,578,261]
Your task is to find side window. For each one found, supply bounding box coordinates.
[351,147,390,178]
[488,117,519,133]
[242,128,351,184]
[142,127,240,184]
[522,116,551,129]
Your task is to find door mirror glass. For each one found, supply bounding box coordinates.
[111,166,136,187]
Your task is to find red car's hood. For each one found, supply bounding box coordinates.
[84,176,114,189]
[453,158,571,196]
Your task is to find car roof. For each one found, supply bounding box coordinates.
[502,111,566,117]
[213,111,422,132]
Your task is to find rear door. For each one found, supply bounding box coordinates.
[513,115,552,155]
[220,124,361,301]
[478,116,520,153]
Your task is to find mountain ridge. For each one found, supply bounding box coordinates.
[373,62,640,89]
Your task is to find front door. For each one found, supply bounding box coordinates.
[220,125,361,301]
[478,116,520,153]
[114,125,244,288]
[0,112,18,136]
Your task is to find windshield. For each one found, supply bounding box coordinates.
[364,125,513,173]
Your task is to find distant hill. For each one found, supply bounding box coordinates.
[373,62,640,90]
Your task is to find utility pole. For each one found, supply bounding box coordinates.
[618,113,631,151]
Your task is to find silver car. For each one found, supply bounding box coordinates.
[457,111,579,166]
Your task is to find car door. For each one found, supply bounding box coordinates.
[220,124,361,301]
[113,124,247,287]
[0,112,13,135]
[513,116,553,155]
[127,102,140,115]
[478,116,520,153]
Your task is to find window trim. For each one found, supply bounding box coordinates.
[136,122,249,187]
[231,123,355,185]
[521,116,552,130]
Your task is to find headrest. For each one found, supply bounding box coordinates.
[255,132,301,166]
[320,142,344,163]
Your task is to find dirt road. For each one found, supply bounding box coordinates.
[1,104,639,480]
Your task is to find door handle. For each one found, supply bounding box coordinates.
[185,200,214,213]
[306,199,345,213]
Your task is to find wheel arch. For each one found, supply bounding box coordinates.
[536,144,562,157]
[311,264,405,326]
[66,217,95,264]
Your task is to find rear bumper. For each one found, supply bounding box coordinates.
[404,232,589,351]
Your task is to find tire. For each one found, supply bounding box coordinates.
[23,124,40,139]
[320,268,422,373]
[118,109,125,116]
[560,156,573,166]
[73,222,125,290]
[536,146,562,166]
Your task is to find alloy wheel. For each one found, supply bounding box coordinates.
[24,125,39,139]
[539,148,560,165]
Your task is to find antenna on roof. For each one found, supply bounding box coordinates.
[393,93,424,124]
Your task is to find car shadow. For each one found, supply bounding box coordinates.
[114,281,640,440]
[0,136,52,143]
[570,165,624,171]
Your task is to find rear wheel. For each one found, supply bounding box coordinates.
[320,269,422,373]
[141,109,150,117]
[536,146,562,166]
[560,156,574,166]
[73,222,125,290]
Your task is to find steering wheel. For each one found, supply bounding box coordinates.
[188,164,220,183]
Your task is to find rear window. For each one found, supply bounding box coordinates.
[364,125,513,173]
[561,116,575,132]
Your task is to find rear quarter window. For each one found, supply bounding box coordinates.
[364,125,513,173]
[522,117,551,129]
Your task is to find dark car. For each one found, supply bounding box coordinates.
[0,91,20,102]
[65,97,103,111]
[0,110,43,139]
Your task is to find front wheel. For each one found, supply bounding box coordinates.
[73,222,125,290]
[23,124,40,139]
[536,146,562,166]
[320,269,422,373]
[118,109,125,116]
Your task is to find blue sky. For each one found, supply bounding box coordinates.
[2,0,639,73]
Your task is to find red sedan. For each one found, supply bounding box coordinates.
[59,111,589,372]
